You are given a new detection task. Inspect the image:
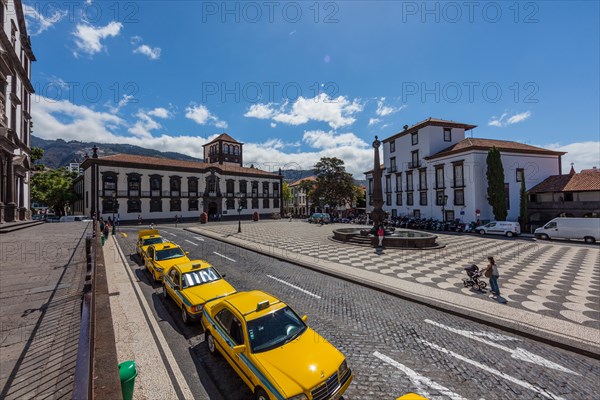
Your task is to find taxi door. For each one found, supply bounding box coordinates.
[168,269,183,308]
[146,247,155,272]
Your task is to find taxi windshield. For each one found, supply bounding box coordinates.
[155,247,185,261]
[246,307,306,353]
[143,237,165,246]
[182,267,220,289]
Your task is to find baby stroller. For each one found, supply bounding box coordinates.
[463,264,487,291]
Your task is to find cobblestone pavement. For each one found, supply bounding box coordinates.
[194,221,600,329]
[0,223,90,400]
[115,225,600,400]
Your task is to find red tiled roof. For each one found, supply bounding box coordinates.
[529,171,600,193]
[382,117,477,143]
[289,176,316,186]
[87,154,279,177]
[426,138,565,160]
[203,133,241,146]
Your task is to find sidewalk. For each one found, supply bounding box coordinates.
[186,221,600,357]
[103,234,200,400]
[0,223,89,399]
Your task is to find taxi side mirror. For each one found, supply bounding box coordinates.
[301,315,308,323]
[185,251,190,255]
[233,344,246,354]
[222,274,227,278]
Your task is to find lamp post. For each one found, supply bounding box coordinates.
[440,194,448,222]
[237,204,243,233]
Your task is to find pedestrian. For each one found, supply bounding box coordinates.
[483,256,500,296]
[377,224,385,247]
[100,219,105,233]
[103,223,109,239]
[137,214,142,225]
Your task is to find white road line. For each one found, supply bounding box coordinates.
[266,275,321,299]
[184,240,198,246]
[373,351,465,400]
[424,319,519,341]
[419,340,566,400]
[165,232,177,236]
[213,252,236,262]
[424,319,579,375]
[193,236,205,242]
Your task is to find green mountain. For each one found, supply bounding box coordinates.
[30,136,202,168]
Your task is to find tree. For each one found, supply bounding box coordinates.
[354,185,366,209]
[30,147,45,170]
[519,172,527,228]
[31,167,77,216]
[312,157,356,213]
[298,178,317,214]
[281,181,292,215]
[486,147,507,220]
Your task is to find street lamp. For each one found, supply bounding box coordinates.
[237,204,243,233]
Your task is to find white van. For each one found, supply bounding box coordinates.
[59,216,91,222]
[476,221,521,237]
[535,218,600,244]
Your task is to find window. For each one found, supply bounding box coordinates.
[389,157,396,173]
[385,175,391,193]
[128,199,141,213]
[435,166,444,189]
[170,198,181,212]
[412,132,418,145]
[453,163,464,187]
[150,198,162,212]
[454,189,464,205]
[413,209,420,218]
[368,179,373,196]
[406,192,413,206]
[529,194,538,202]
[252,181,259,197]
[396,193,402,206]
[262,182,269,197]
[395,173,402,192]
[273,198,279,208]
[516,168,524,182]
[128,174,141,197]
[102,173,117,197]
[411,150,419,168]
[252,198,259,209]
[170,177,181,197]
[419,191,427,206]
[263,198,270,208]
[240,198,248,209]
[390,141,395,153]
[406,172,413,191]
[188,178,198,196]
[419,169,427,190]
[273,183,280,198]
[188,199,199,211]
[505,183,510,210]
[564,192,573,202]
[150,175,162,197]
[215,309,244,345]
[436,190,446,205]
[391,209,397,217]
[226,180,235,194]
[239,180,247,195]
[226,199,235,210]
[445,210,455,222]
[386,194,392,206]
[102,198,118,213]
[444,128,451,142]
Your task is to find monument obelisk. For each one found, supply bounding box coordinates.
[370,136,386,228]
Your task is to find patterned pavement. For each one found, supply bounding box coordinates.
[193,220,600,329]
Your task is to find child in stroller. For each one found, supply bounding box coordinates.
[463,264,487,291]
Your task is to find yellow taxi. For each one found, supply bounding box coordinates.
[397,394,428,400]
[136,229,168,261]
[202,290,352,400]
[163,260,236,325]
[145,242,190,282]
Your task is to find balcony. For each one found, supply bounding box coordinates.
[408,161,421,169]
[387,166,398,173]
[226,192,235,198]
[151,190,161,197]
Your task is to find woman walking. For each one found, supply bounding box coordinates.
[377,224,385,247]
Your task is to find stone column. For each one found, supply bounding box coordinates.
[18,175,26,220]
[5,155,15,222]
[370,136,386,228]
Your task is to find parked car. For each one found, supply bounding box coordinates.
[59,215,90,222]
[163,260,236,324]
[136,229,168,260]
[45,215,61,222]
[308,212,331,224]
[535,218,600,244]
[202,290,353,400]
[475,221,521,237]
[145,242,190,282]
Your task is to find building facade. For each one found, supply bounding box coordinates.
[75,134,283,222]
[365,118,565,224]
[287,176,315,217]
[527,166,600,228]
[0,0,35,223]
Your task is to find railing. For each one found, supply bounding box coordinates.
[408,161,421,169]
[387,166,397,173]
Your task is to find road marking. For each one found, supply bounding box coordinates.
[266,275,321,299]
[184,240,198,246]
[165,232,177,237]
[373,351,466,400]
[213,252,236,262]
[121,233,128,238]
[424,319,579,375]
[193,236,205,242]
[419,340,566,400]
[424,319,519,341]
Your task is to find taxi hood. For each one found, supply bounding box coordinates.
[138,229,159,239]
[253,328,344,397]
[155,257,188,270]
[182,280,236,304]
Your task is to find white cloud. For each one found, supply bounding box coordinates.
[375,97,404,117]
[489,111,531,127]
[128,111,162,138]
[24,4,67,35]
[130,35,142,45]
[185,104,228,129]
[133,44,162,60]
[303,130,369,150]
[270,122,277,128]
[245,93,363,129]
[72,21,123,57]
[368,118,381,126]
[544,141,600,174]
[148,107,171,119]
[106,94,135,114]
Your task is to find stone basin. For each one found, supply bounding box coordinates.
[333,227,438,248]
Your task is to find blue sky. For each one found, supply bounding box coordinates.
[24,1,599,176]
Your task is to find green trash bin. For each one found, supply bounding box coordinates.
[118,360,138,400]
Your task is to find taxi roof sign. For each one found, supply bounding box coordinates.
[256,300,270,312]
[192,263,201,269]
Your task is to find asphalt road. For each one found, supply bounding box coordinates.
[115,224,600,400]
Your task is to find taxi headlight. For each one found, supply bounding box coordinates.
[287,395,308,400]
[339,359,349,376]
[156,266,163,272]
[192,304,203,313]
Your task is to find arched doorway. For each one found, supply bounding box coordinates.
[207,201,219,220]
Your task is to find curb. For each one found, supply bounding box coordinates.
[186,227,600,359]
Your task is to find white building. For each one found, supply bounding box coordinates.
[287,176,315,217]
[75,134,283,222]
[0,0,35,223]
[365,118,565,223]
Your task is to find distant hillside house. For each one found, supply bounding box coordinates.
[527,166,600,228]
[0,0,35,223]
[365,118,565,223]
[75,134,283,222]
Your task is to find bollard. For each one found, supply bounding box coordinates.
[118,361,138,400]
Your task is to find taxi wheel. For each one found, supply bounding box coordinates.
[255,387,270,400]
[206,332,217,355]
[182,308,191,325]
[162,284,167,298]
